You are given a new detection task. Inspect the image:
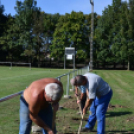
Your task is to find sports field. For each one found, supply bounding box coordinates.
[0,66,71,98]
[0,67,134,134]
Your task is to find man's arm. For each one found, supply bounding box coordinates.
[83,98,94,115]
[29,111,53,132]
[51,101,59,111]
[75,86,81,96]
[80,93,86,100]
[29,95,54,134]
[76,86,86,103]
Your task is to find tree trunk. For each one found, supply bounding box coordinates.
[49,57,51,67]
[37,35,40,68]
[114,62,116,69]
[127,60,130,70]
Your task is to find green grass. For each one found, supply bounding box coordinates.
[56,70,134,134]
[0,66,72,98]
[0,66,72,134]
[0,68,134,134]
[90,70,134,133]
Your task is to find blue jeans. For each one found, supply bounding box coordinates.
[85,90,113,134]
[19,95,54,134]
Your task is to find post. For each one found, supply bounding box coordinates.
[64,74,71,99]
[73,55,75,69]
[10,62,12,69]
[64,55,66,69]
[29,63,31,70]
[90,0,94,70]
[66,74,70,96]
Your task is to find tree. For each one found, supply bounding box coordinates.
[0,4,7,37]
[111,0,134,70]
[124,0,134,70]
[0,5,8,61]
[50,11,97,63]
[32,11,45,67]
[95,5,114,67]
[14,0,42,63]
[94,0,134,69]
[110,0,123,64]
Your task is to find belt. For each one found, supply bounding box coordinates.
[20,94,28,106]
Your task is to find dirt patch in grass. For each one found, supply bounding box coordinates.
[71,117,88,121]
[32,98,133,134]
[58,132,77,134]
[126,117,134,123]
[32,132,42,134]
[61,97,129,111]
[61,96,79,110]
[108,104,128,110]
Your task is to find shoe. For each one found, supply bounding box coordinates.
[81,127,92,132]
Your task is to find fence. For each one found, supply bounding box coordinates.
[0,62,31,70]
[0,65,89,134]
[0,65,89,103]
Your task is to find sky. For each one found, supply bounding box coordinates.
[0,0,128,16]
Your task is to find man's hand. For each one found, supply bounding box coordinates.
[77,99,81,104]
[83,107,87,115]
[47,129,54,134]
[75,86,79,97]
[75,93,80,97]
[83,98,94,115]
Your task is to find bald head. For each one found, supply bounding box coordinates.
[70,75,86,86]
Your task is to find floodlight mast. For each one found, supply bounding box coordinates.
[90,0,94,70]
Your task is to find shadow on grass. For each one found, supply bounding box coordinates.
[106,111,132,117]
[57,129,134,134]
[106,130,134,134]
[57,130,97,134]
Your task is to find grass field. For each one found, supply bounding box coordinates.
[0,66,72,98]
[57,70,134,134]
[0,66,73,134]
[0,68,134,134]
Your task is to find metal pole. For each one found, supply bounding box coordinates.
[0,91,23,102]
[57,77,61,81]
[90,0,94,70]
[11,62,12,69]
[64,54,66,69]
[66,74,70,96]
[73,55,75,69]
[30,63,31,70]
